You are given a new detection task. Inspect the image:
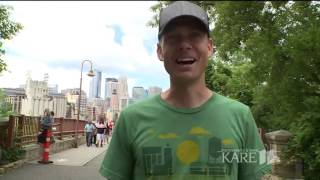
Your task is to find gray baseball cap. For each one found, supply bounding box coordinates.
[158,1,209,40]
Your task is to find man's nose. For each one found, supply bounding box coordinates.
[178,37,192,50]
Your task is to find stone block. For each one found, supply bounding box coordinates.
[14,160,24,168]
[0,167,5,174]
[272,162,303,179]
[2,162,14,169]
[266,130,292,144]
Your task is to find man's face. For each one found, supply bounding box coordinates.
[157,17,213,83]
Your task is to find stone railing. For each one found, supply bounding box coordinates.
[265,130,304,179]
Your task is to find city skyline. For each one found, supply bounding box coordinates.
[4,72,163,99]
[0,1,170,96]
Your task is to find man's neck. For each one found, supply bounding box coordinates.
[161,80,213,109]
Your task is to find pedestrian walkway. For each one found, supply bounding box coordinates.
[28,144,108,166]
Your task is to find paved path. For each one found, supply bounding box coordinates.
[0,144,108,180]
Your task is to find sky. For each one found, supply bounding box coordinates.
[0,1,170,97]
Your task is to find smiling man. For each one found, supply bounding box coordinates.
[99,1,271,180]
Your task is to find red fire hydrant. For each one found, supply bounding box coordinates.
[38,129,53,164]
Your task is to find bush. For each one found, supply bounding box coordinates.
[1,146,25,163]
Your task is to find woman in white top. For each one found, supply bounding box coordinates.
[95,116,106,147]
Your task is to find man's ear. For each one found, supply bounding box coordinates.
[208,38,214,58]
[157,43,164,61]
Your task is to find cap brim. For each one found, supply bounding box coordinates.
[158,15,210,40]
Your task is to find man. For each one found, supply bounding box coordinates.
[40,109,54,131]
[38,109,52,144]
[84,119,95,147]
[38,108,54,164]
[100,1,271,179]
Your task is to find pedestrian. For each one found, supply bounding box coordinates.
[100,1,271,179]
[104,119,110,145]
[38,108,54,163]
[108,120,114,136]
[105,119,114,144]
[95,115,106,148]
[84,119,95,147]
[49,111,55,144]
[92,122,97,146]
[40,109,53,131]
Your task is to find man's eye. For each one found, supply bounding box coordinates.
[190,32,202,39]
[169,34,179,39]
[166,35,180,43]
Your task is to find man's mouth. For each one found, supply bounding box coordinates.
[176,58,196,65]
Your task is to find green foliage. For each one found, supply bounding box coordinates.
[205,56,254,107]
[1,145,25,162]
[0,89,14,118]
[0,5,23,73]
[149,1,320,179]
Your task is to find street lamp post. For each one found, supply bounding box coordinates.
[75,60,95,148]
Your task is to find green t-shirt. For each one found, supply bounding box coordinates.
[100,92,271,180]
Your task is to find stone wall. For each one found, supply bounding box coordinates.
[23,135,86,161]
[265,130,304,180]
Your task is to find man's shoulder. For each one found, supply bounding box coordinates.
[121,95,160,115]
[214,93,250,113]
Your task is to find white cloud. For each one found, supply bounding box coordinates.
[0,1,170,96]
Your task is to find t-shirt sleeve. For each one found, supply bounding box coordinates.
[99,112,133,180]
[238,107,271,180]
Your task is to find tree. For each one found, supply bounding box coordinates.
[149,1,320,179]
[0,4,23,73]
[0,89,13,118]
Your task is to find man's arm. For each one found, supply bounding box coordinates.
[238,107,272,180]
[99,112,133,179]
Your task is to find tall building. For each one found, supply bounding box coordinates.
[62,88,87,119]
[20,74,67,117]
[132,86,146,100]
[48,84,58,94]
[118,76,129,98]
[2,88,25,114]
[119,97,130,111]
[117,76,130,111]
[110,89,119,112]
[105,78,119,98]
[89,70,102,98]
[19,84,58,94]
[148,86,162,97]
[86,97,105,121]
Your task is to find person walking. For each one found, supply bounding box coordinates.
[104,119,114,144]
[84,119,95,147]
[92,122,97,146]
[95,116,106,148]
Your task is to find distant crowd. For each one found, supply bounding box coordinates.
[84,115,114,148]
[37,109,115,148]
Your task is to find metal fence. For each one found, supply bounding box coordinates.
[0,115,86,149]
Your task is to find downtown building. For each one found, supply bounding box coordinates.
[3,74,67,117]
[132,86,147,101]
[148,86,162,97]
[2,88,26,114]
[104,78,119,99]
[89,70,102,99]
[104,76,129,121]
[117,76,130,111]
[104,77,119,113]
[86,97,105,121]
[61,88,87,120]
